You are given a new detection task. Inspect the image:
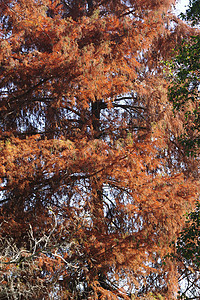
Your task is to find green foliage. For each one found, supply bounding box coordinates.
[180,0,200,26]
[168,36,200,109]
[176,202,200,268]
[167,202,200,299]
[167,6,200,298]
[168,0,200,155]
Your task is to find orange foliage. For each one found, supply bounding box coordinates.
[0,0,199,299]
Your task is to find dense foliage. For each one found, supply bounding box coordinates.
[168,1,200,299]
[168,0,200,155]
[171,202,200,299]
[0,0,199,299]
[177,203,200,269]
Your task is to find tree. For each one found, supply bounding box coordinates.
[167,2,200,299]
[0,0,199,299]
[180,0,200,26]
[175,202,200,299]
[168,0,200,155]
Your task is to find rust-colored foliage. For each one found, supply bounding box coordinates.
[0,0,199,299]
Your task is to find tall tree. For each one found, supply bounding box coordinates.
[0,0,199,299]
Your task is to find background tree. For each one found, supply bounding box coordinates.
[0,0,199,299]
[168,1,200,299]
[175,202,200,299]
[168,0,200,156]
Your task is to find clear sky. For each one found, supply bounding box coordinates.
[174,0,190,14]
